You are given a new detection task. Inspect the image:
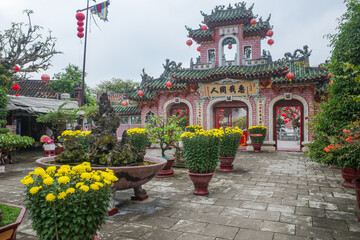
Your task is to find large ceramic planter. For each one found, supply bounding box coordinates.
[354,179,360,222]
[188,172,214,195]
[219,156,235,172]
[156,157,175,178]
[36,156,166,201]
[0,203,26,240]
[252,142,263,152]
[341,167,360,188]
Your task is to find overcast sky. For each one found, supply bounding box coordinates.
[0,0,346,88]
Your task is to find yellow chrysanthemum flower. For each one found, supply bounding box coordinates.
[76,182,84,188]
[43,177,54,186]
[80,172,91,180]
[79,185,89,192]
[46,166,57,174]
[29,186,41,195]
[58,192,67,200]
[46,193,56,202]
[94,182,103,187]
[90,184,99,190]
[34,167,46,176]
[58,176,70,184]
[66,188,75,194]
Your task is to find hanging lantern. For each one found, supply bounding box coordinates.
[14,66,20,72]
[281,113,286,117]
[286,72,294,82]
[267,39,274,46]
[220,109,225,113]
[166,81,173,89]
[201,25,207,32]
[138,90,144,97]
[75,12,85,21]
[77,32,84,38]
[121,101,128,107]
[250,18,256,25]
[41,74,50,82]
[284,120,288,123]
[186,39,193,47]
[12,84,20,91]
[77,26,84,32]
[197,46,201,52]
[77,20,84,27]
[228,44,232,49]
[266,30,274,38]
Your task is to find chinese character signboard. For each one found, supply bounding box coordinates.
[195,100,204,127]
[219,26,239,35]
[256,99,265,126]
[201,81,258,98]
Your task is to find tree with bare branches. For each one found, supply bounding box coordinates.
[0,10,61,80]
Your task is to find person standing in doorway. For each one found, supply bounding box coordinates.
[45,126,54,139]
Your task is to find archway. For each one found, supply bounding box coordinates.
[163,98,193,127]
[273,99,304,151]
[218,35,240,67]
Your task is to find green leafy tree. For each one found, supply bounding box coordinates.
[47,64,95,104]
[0,10,61,80]
[307,0,360,163]
[92,78,139,94]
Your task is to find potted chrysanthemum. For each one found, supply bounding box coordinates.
[248,126,267,152]
[127,128,148,155]
[219,127,243,172]
[181,129,223,195]
[21,162,118,240]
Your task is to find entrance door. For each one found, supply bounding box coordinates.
[274,101,303,151]
[169,103,189,130]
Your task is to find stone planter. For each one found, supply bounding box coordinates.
[36,156,166,201]
[354,179,360,222]
[156,157,175,178]
[219,156,235,172]
[252,142,263,152]
[341,167,360,188]
[0,203,26,240]
[188,172,214,195]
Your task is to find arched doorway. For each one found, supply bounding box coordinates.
[213,101,248,146]
[273,99,304,151]
[167,102,189,130]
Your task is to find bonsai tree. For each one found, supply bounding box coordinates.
[145,115,182,158]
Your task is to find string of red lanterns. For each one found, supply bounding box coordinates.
[76,13,85,38]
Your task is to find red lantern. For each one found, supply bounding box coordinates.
[77,21,84,27]
[197,46,201,52]
[75,13,85,21]
[121,101,128,107]
[201,25,207,32]
[250,18,256,25]
[220,109,225,113]
[228,44,232,49]
[138,90,144,97]
[286,72,294,81]
[284,120,288,123]
[186,39,193,47]
[14,66,20,72]
[266,30,274,38]
[166,81,173,89]
[267,39,274,46]
[77,26,84,32]
[77,32,84,38]
[286,107,290,110]
[12,84,20,91]
[281,113,286,117]
[41,74,50,82]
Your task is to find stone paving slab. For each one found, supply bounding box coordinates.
[1,148,360,239]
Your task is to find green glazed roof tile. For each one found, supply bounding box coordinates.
[114,105,141,115]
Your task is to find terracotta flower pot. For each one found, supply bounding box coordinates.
[188,172,214,195]
[0,203,26,240]
[156,157,175,178]
[354,179,360,222]
[219,156,235,172]
[252,142,263,152]
[341,167,360,188]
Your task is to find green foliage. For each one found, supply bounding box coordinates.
[36,102,79,139]
[145,115,182,157]
[185,125,203,132]
[181,129,223,173]
[92,78,139,94]
[0,134,34,152]
[55,130,91,163]
[48,64,95,105]
[219,127,243,157]
[127,128,148,153]
[22,163,116,240]
[0,204,21,227]
[248,126,267,143]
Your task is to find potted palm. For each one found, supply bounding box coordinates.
[146,115,182,178]
[219,127,243,172]
[248,126,267,152]
[181,129,223,195]
[127,128,148,156]
[0,202,26,240]
[21,162,118,239]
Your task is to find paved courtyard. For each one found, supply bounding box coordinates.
[1,148,360,239]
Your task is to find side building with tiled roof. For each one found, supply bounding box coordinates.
[117,2,330,152]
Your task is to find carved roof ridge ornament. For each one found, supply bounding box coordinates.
[161,59,183,78]
[213,78,247,84]
[284,45,312,63]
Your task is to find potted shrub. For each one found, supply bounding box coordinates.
[248,126,267,152]
[21,162,118,239]
[219,127,243,172]
[0,133,34,163]
[146,115,182,178]
[0,202,26,240]
[127,128,148,155]
[181,129,223,195]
